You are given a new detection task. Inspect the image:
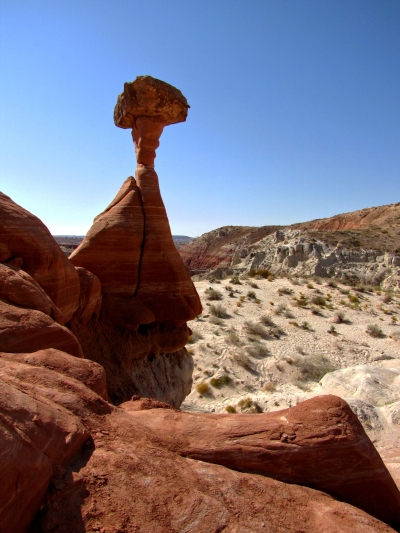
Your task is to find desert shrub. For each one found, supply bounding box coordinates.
[294,296,308,307]
[210,303,229,318]
[210,374,232,387]
[326,279,337,288]
[225,285,233,291]
[348,294,360,305]
[238,397,262,413]
[247,290,257,299]
[268,326,286,338]
[366,324,384,338]
[230,276,242,285]
[245,341,270,358]
[391,316,398,324]
[311,295,326,306]
[225,405,237,413]
[274,303,287,315]
[278,287,293,295]
[307,282,314,289]
[301,321,311,330]
[226,330,240,345]
[295,354,336,382]
[310,306,323,316]
[205,288,223,301]
[327,325,337,335]
[263,381,276,392]
[284,308,294,318]
[187,330,203,344]
[382,292,392,303]
[248,281,259,289]
[249,268,271,279]
[196,381,210,394]
[244,321,268,338]
[333,311,346,324]
[260,314,275,327]
[233,351,253,370]
[209,315,223,326]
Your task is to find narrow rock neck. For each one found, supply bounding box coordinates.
[131,116,165,166]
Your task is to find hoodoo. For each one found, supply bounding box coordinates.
[68,76,201,405]
[70,76,201,323]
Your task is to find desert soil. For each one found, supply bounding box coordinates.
[183,274,400,483]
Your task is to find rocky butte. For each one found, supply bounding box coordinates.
[0,76,399,532]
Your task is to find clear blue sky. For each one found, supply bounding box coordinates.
[1,1,399,237]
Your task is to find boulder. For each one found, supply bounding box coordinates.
[0,263,63,323]
[29,393,399,533]
[319,364,400,407]
[121,394,400,529]
[0,351,106,533]
[0,299,83,357]
[0,192,80,323]
[114,75,189,129]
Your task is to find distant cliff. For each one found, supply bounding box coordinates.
[179,203,400,288]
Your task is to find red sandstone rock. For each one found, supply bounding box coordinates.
[0,192,80,323]
[0,355,98,533]
[114,75,189,129]
[72,267,102,325]
[0,346,398,532]
[71,77,201,324]
[1,348,109,400]
[0,263,63,322]
[69,177,146,300]
[0,299,83,357]
[134,163,202,321]
[122,394,400,529]
[0,342,398,533]
[295,203,400,231]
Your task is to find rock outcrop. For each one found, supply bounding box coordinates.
[181,223,400,288]
[1,356,398,533]
[0,192,80,323]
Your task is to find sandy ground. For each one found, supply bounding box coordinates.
[183,275,400,484]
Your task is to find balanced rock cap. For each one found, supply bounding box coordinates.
[114,76,190,129]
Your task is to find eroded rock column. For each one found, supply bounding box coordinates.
[69,76,201,405]
[114,76,202,323]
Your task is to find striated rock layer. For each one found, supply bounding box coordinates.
[181,223,400,288]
